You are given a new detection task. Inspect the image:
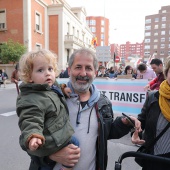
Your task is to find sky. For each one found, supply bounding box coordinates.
[66,0,170,45]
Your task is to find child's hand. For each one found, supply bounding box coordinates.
[29,137,42,151]
[64,87,72,98]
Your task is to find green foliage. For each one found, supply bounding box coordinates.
[0,39,26,64]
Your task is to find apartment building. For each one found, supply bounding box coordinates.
[0,0,94,69]
[86,16,109,46]
[119,41,144,61]
[144,5,170,60]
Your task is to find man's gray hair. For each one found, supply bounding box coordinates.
[68,48,98,71]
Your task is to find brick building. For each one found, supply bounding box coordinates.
[0,0,94,70]
[144,5,170,60]
[86,16,109,46]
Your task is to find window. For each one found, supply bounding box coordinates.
[145,39,150,43]
[145,45,150,49]
[90,27,96,32]
[101,34,104,40]
[160,44,165,48]
[160,51,164,55]
[145,26,151,30]
[144,51,150,55]
[161,31,165,35]
[67,22,70,34]
[154,45,157,49]
[35,43,42,50]
[154,31,158,36]
[101,27,104,32]
[35,12,41,32]
[77,30,79,38]
[154,39,158,42]
[101,20,104,26]
[162,17,166,21]
[145,32,151,36]
[72,26,75,35]
[162,10,166,13]
[155,18,159,22]
[161,24,166,28]
[145,19,151,24]
[89,20,96,25]
[154,25,158,29]
[0,10,6,29]
[160,38,165,42]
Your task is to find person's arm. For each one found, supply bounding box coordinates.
[17,102,45,150]
[11,70,18,83]
[49,144,80,167]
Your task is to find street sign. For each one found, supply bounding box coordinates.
[115,56,120,63]
[96,46,111,62]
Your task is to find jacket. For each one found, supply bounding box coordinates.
[138,91,170,170]
[29,82,132,170]
[149,72,165,90]
[138,91,160,148]
[16,82,74,157]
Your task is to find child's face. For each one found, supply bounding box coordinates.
[29,56,56,87]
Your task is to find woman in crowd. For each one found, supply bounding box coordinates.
[122,65,136,78]
[132,56,170,170]
[108,66,115,78]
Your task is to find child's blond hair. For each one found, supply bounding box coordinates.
[19,49,58,83]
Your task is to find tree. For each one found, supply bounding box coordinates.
[0,39,26,64]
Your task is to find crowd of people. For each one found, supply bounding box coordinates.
[3,46,168,170]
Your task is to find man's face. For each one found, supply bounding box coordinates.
[150,64,163,74]
[68,54,96,93]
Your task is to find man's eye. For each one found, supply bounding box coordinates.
[86,67,92,71]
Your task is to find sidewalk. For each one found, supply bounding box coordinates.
[0,82,16,89]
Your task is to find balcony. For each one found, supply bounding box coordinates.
[64,34,94,50]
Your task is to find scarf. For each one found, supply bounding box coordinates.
[159,80,170,121]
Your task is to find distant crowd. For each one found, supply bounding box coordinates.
[59,58,164,91]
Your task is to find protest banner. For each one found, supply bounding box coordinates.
[57,78,149,115]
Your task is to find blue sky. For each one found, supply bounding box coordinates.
[66,0,170,44]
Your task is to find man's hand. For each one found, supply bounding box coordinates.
[132,130,145,145]
[49,144,80,167]
[144,84,150,91]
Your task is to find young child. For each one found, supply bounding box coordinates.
[16,49,78,170]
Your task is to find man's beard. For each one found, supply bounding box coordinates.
[70,75,94,93]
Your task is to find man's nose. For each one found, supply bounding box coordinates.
[79,68,87,76]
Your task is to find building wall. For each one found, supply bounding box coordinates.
[49,15,59,55]
[31,0,46,49]
[0,0,94,71]
[0,0,23,44]
[144,5,170,60]
[86,16,109,46]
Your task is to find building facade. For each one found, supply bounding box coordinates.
[0,0,95,70]
[86,16,109,46]
[119,41,144,61]
[144,5,170,60]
